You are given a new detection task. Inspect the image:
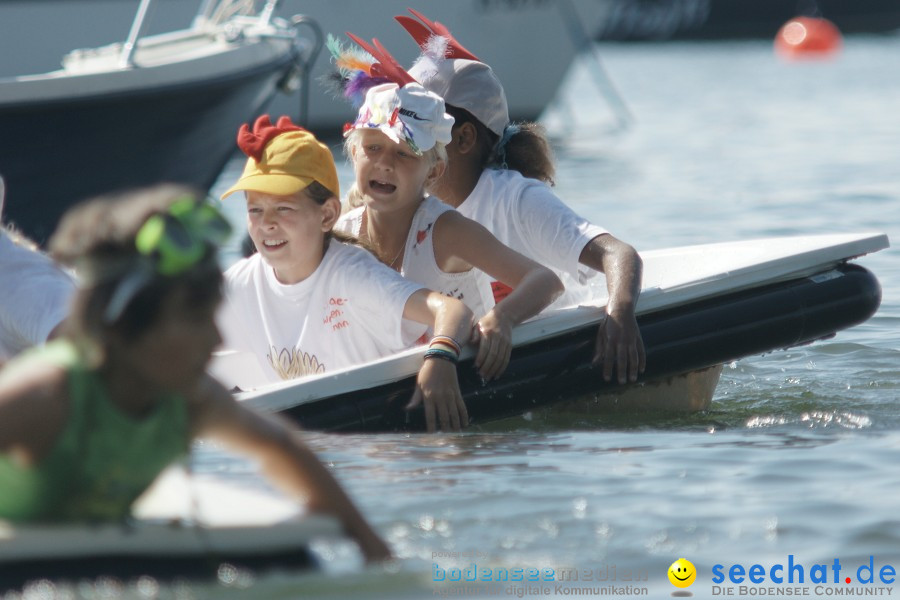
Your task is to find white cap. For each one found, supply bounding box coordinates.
[345,82,454,154]
[409,58,509,137]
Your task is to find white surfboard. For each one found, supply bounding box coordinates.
[635,232,889,312]
[0,466,342,587]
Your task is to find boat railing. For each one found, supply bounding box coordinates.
[198,0,276,27]
[118,0,155,69]
[111,0,323,124]
[119,0,287,70]
[114,0,319,64]
[285,15,324,125]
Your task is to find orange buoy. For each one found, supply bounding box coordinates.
[775,16,843,59]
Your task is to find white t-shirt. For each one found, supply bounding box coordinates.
[336,196,495,318]
[0,231,76,361]
[218,239,426,387]
[458,169,609,309]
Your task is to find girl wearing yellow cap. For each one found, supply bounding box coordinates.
[220,116,473,432]
[0,185,390,561]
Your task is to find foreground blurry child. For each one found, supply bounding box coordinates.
[336,39,562,381]
[219,116,474,432]
[0,186,390,562]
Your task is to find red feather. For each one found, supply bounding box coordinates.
[345,32,416,87]
[394,16,432,50]
[236,115,304,161]
[395,9,480,61]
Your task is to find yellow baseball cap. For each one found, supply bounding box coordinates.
[221,115,340,200]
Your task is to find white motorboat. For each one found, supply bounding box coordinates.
[0,0,321,243]
[0,0,611,135]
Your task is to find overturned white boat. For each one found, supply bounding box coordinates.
[212,232,889,432]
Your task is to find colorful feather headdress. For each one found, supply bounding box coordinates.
[326,8,481,108]
[326,30,417,108]
[334,31,454,155]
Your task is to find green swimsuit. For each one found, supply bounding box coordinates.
[0,341,190,522]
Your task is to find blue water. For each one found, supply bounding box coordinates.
[47,36,900,599]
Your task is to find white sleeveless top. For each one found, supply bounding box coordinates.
[336,195,495,319]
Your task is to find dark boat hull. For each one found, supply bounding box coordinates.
[280,264,881,432]
[0,57,293,244]
[594,0,900,40]
[693,0,900,39]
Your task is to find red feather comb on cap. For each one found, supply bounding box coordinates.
[395,8,479,61]
[344,33,416,87]
[236,115,303,162]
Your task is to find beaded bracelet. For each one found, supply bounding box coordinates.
[424,334,461,365]
[429,334,461,355]
[424,347,459,364]
[428,341,458,357]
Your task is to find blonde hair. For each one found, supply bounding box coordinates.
[342,129,448,209]
[1,222,40,252]
[343,128,448,165]
[344,183,366,210]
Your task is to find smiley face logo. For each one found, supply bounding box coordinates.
[668,558,696,588]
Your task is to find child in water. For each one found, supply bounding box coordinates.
[336,36,563,381]
[218,116,474,431]
[0,186,390,561]
[393,10,645,384]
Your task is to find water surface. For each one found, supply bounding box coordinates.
[40,34,900,600]
[210,34,900,600]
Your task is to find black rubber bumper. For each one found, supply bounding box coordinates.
[282,264,882,432]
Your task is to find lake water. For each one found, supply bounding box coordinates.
[43,35,900,599]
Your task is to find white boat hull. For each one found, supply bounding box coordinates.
[210,232,888,431]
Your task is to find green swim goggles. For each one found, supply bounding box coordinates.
[103,196,231,323]
[135,195,232,276]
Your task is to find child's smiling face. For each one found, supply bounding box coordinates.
[245,188,338,284]
[352,129,444,216]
